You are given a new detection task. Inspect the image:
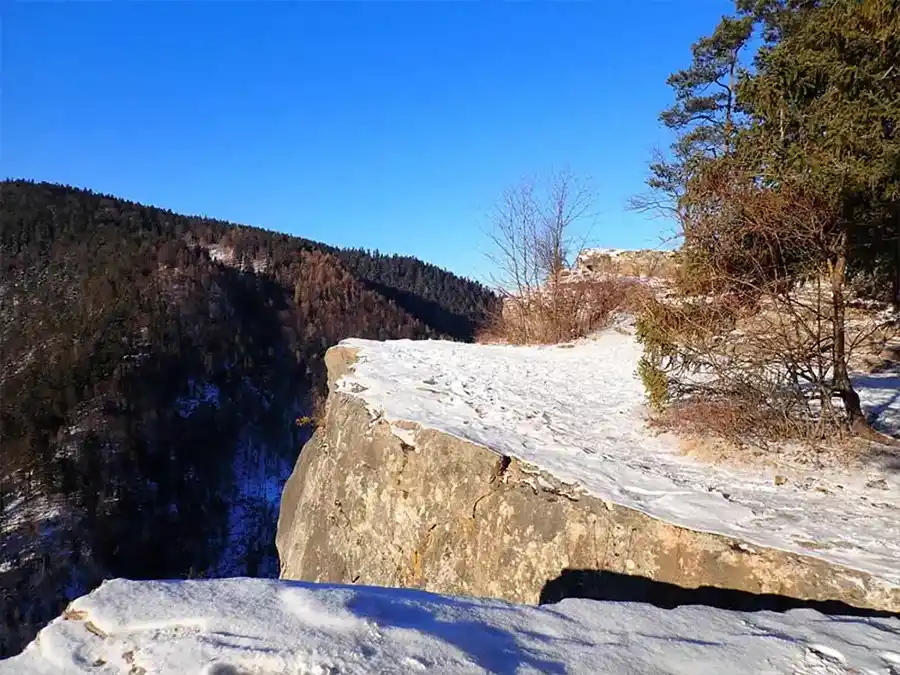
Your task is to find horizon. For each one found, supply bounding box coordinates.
[5,1,731,282]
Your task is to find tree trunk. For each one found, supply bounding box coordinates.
[892,207,900,312]
[830,235,868,433]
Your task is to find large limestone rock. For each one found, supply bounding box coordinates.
[276,345,900,613]
[572,248,678,279]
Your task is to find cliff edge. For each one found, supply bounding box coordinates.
[276,329,900,613]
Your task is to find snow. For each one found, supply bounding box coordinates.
[576,247,674,260]
[0,491,65,575]
[579,247,630,257]
[211,428,297,578]
[574,248,676,267]
[5,577,899,674]
[171,376,302,577]
[335,330,900,587]
[205,244,235,266]
[855,372,900,438]
[203,243,268,275]
[0,493,61,540]
[175,380,221,418]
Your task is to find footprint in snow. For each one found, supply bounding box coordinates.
[401,656,430,671]
[200,663,247,675]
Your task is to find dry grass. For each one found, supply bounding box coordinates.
[477,276,649,345]
[675,431,875,477]
[650,396,848,451]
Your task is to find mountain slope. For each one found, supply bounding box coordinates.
[0,179,498,657]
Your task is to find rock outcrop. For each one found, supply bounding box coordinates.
[569,248,678,279]
[276,342,900,614]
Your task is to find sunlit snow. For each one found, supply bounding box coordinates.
[336,329,900,587]
[4,578,899,674]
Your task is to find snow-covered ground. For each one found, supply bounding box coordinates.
[855,372,900,439]
[5,577,899,674]
[336,330,900,588]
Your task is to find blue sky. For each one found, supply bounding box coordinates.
[4,1,731,282]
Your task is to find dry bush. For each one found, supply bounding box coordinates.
[295,387,328,429]
[480,170,668,345]
[651,392,843,451]
[637,169,894,447]
[478,275,643,344]
[482,170,609,345]
[485,171,593,296]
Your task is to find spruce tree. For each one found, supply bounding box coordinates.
[735,0,900,429]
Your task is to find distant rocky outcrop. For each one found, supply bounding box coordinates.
[276,342,900,614]
[564,247,679,281]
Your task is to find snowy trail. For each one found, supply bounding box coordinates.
[4,577,899,674]
[337,331,900,586]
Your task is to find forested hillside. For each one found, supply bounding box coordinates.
[0,179,498,656]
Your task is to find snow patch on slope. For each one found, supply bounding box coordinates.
[211,428,297,578]
[855,372,900,438]
[4,577,899,675]
[0,493,63,576]
[336,331,900,586]
[174,380,221,418]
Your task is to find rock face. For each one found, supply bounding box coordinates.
[276,345,900,614]
[571,248,678,279]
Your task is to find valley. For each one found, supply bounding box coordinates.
[0,180,497,657]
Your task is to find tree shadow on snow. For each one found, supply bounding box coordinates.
[345,591,567,674]
[539,569,898,618]
[854,373,900,445]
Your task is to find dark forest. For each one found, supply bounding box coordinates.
[0,180,498,656]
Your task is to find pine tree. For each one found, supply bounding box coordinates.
[641,0,899,438]
[631,15,754,224]
[734,0,900,429]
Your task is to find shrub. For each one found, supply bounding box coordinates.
[478,276,642,345]
[634,173,897,447]
[637,356,669,411]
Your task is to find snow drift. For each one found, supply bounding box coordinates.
[4,577,899,674]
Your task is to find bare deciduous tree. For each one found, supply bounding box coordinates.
[482,171,639,344]
[485,169,594,297]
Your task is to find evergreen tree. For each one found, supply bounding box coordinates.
[0,179,498,657]
[642,0,898,437]
[733,0,900,427]
[631,14,754,224]
[737,0,900,309]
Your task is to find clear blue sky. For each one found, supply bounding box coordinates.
[4,1,731,282]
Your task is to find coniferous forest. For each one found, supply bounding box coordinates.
[0,180,498,655]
